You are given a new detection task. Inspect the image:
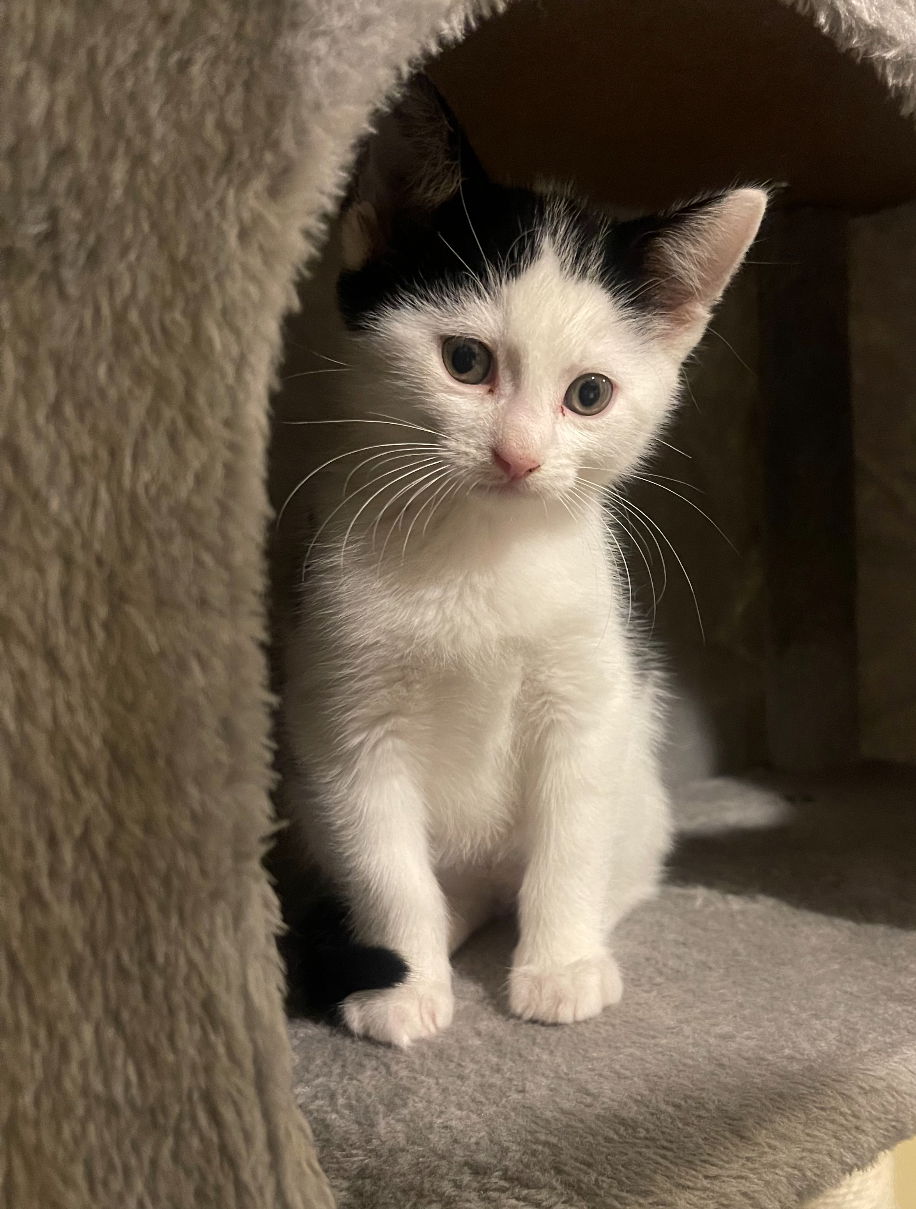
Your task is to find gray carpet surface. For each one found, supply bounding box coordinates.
[290,767,916,1209]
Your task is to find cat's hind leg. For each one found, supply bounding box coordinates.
[604,674,673,932]
[439,866,502,955]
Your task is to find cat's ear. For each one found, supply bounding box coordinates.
[630,188,768,350]
[340,75,486,270]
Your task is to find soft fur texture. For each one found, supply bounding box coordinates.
[785,0,916,118]
[0,1,345,1205]
[4,0,916,1205]
[282,84,765,1046]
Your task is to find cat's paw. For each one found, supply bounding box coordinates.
[341,980,454,1047]
[508,951,623,1024]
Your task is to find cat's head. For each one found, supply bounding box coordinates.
[336,77,766,506]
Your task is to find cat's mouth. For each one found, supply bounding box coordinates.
[478,475,542,500]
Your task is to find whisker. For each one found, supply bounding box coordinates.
[280,340,351,368]
[619,512,659,617]
[281,367,350,381]
[602,497,659,624]
[458,177,487,270]
[554,490,582,531]
[565,482,615,593]
[706,326,755,376]
[308,349,351,368]
[605,526,632,636]
[601,515,633,629]
[421,476,463,537]
[655,437,692,460]
[302,458,441,570]
[373,466,451,563]
[637,471,702,492]
[558,485,625,632]
[579,459,701,482]
[399,471,454,561]
[614,491,705,640]
[276,440,431,527]
[555,488,607,578]
[564,481,605,533]
[366,411,443,439]
[404,470,456,543]
[680,368,701,412]
[499,223,538,275]
[372,463,448,552]
[610,492,669,602]
[342,444,440,495]
[438,232,486,294]
[634,476,737,553]
[340,461,446,566]
[282,416,434,433]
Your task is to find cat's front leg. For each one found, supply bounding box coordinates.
[305,736,454,1046]
[509,673,626,1025]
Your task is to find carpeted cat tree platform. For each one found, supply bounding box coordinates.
[3,3,915,1209]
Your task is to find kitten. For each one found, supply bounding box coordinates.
[281,77,766,1046]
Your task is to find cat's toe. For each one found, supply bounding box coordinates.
[341,980,454,1047]
[508,951,622,1024]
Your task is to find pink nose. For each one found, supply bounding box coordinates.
[492,449,541,481]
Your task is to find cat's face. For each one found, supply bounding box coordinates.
[350,229,684,505]
[336,77,766,511]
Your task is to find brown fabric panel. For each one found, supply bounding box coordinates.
[851,201,916,763]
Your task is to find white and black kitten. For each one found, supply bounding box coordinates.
[281,78,766,1046]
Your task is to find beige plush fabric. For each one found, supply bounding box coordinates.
[783,0,916,117]
[0,2,338,1204]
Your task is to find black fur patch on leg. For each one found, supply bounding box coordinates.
[280,895,408,1019]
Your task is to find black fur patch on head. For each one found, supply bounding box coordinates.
[337,179,659,331]
[338,75,762,335]
[280,894,408,1019]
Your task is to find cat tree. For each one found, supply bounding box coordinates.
[3,1,914,1208]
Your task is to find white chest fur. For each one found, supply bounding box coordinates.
[287,497,646,873]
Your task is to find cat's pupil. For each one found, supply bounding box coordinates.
[451,343,477,375]
[443,336,492,385]
[563,372,612,416]
[578,378,601,409]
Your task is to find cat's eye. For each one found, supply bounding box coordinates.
[442,337,493,385]
[564,373,614,416]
